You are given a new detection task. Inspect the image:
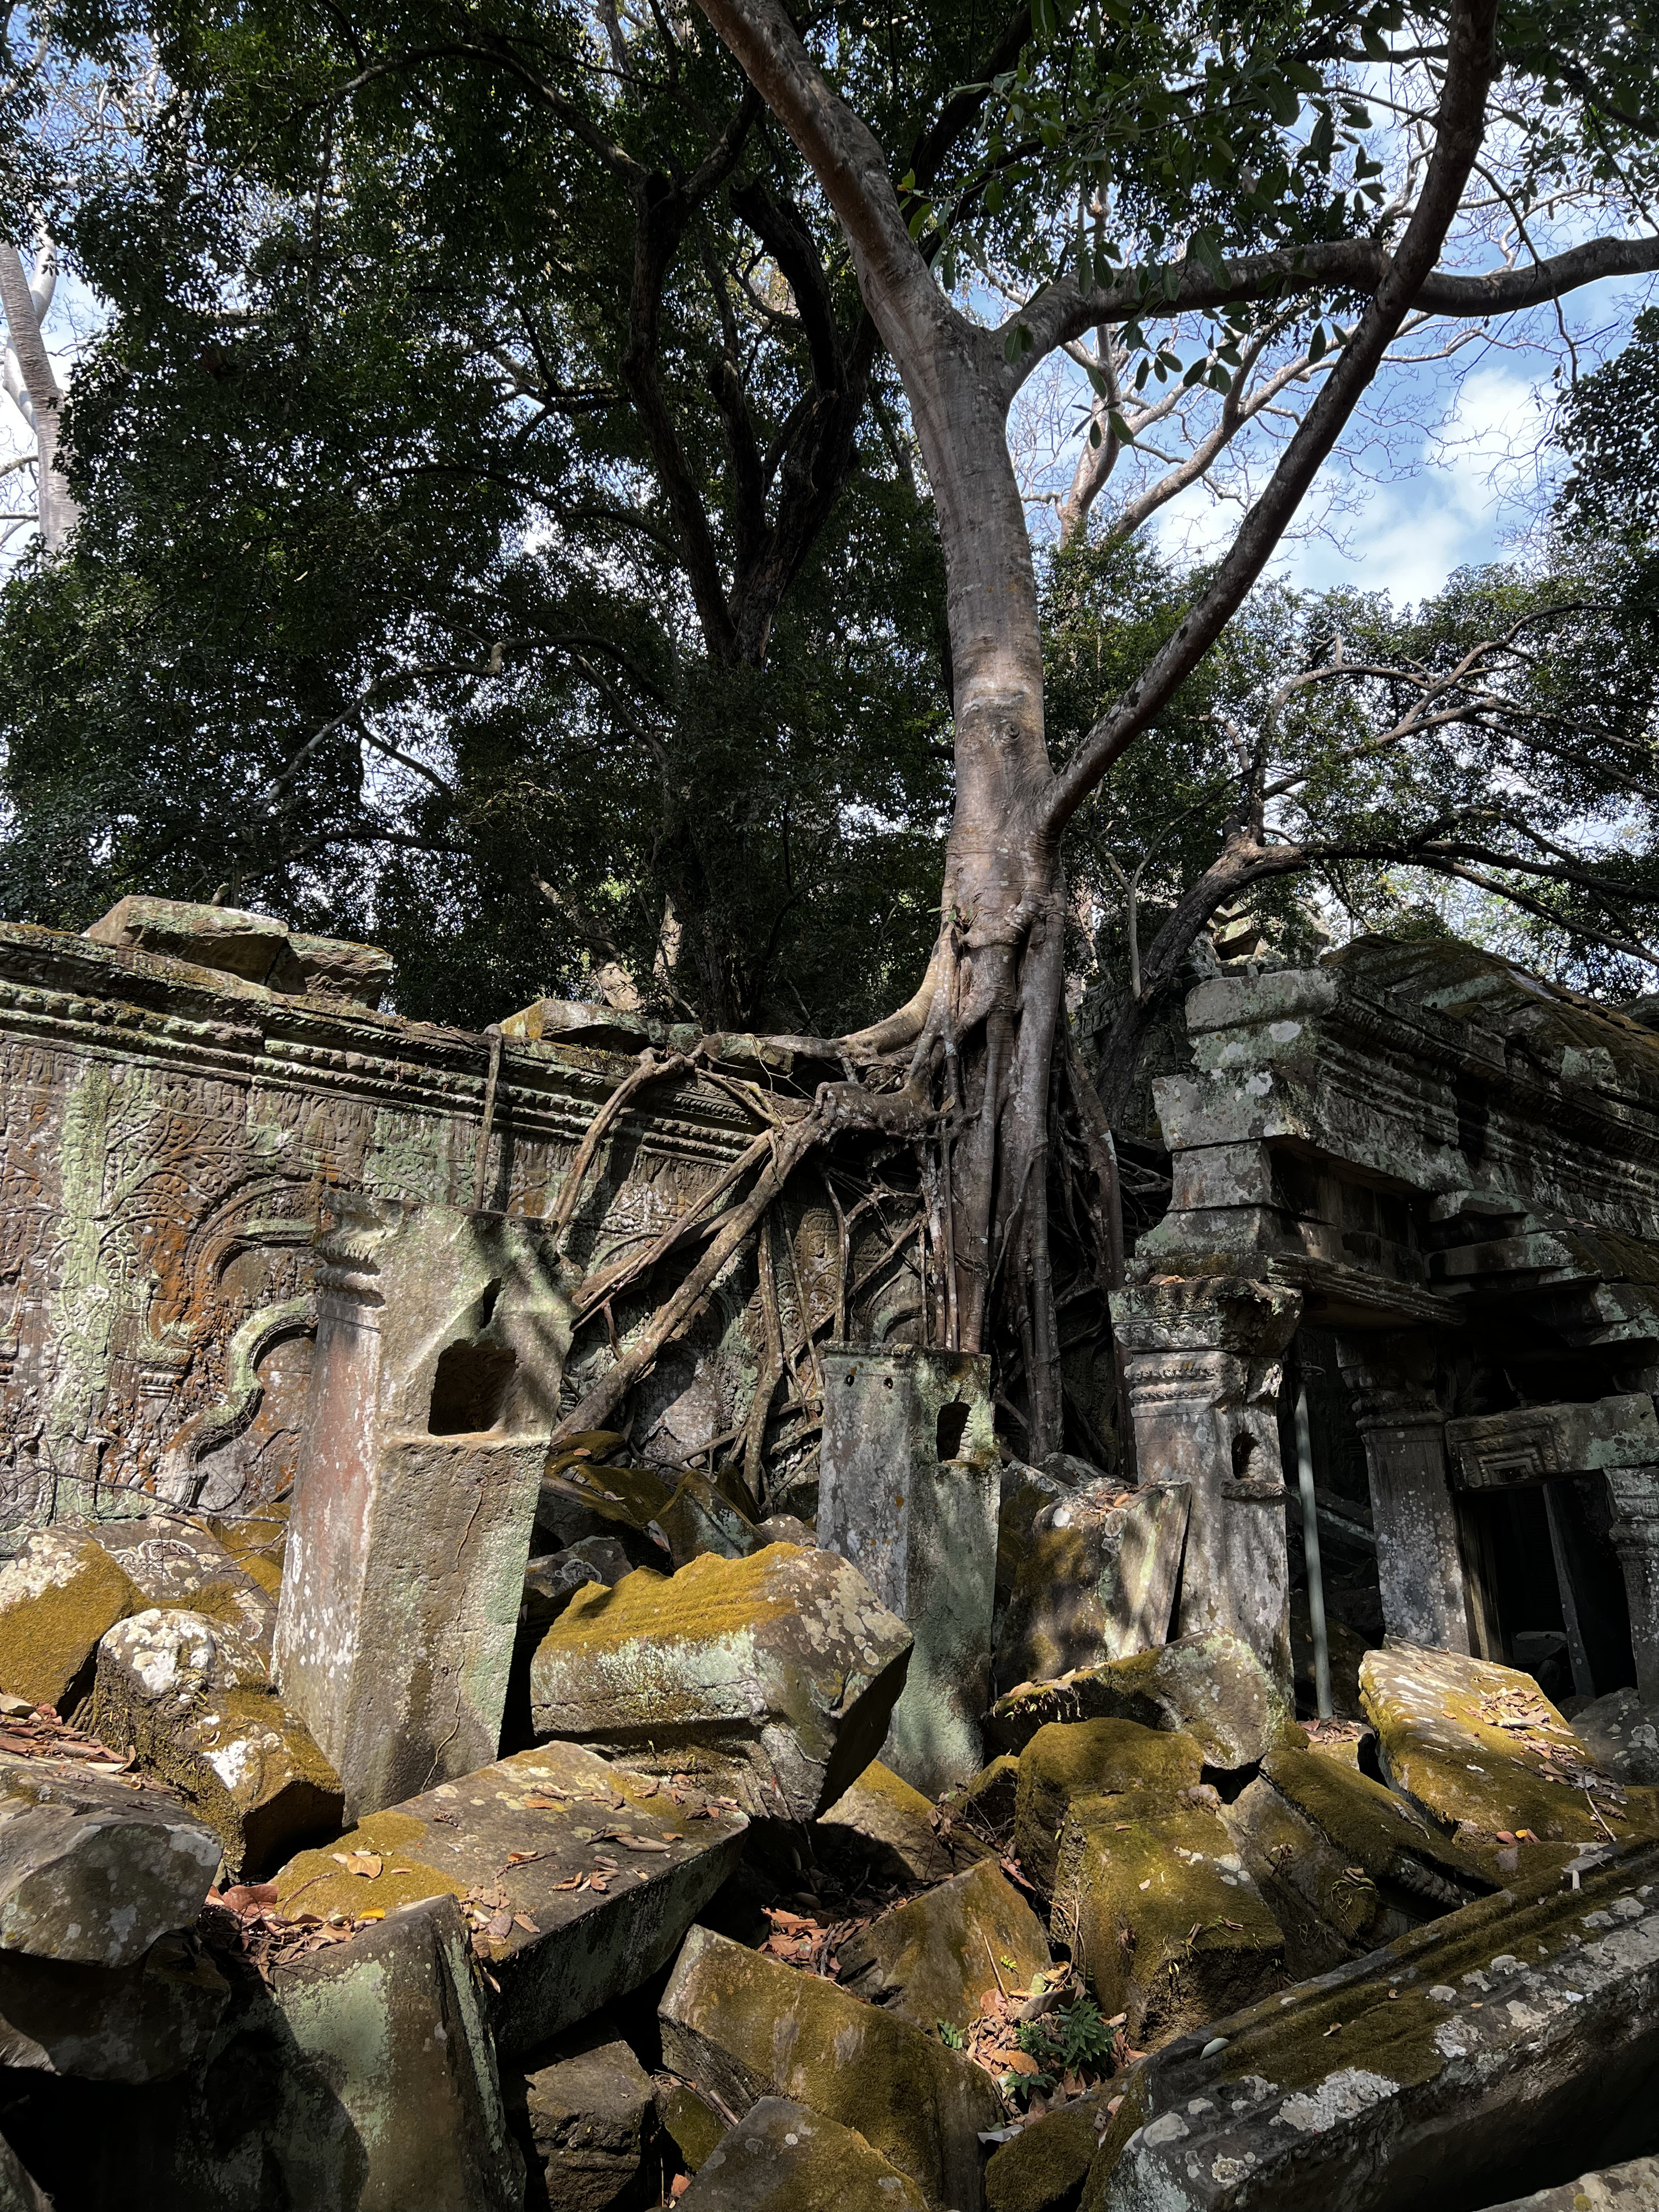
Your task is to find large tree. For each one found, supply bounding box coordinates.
[656,0,1659,1458]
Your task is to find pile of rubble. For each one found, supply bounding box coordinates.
[0,1461,1654,2212]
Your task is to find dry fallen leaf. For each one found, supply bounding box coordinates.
[522,1795,564,1811]
[342,1852,383,1879]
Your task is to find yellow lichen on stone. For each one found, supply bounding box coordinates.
[0,1530,138,1708]
[1015,1718,1203,1892]
[274,1809,457,1919]
[545,1545,805,1656]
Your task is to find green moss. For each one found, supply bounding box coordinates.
[275,1808,461,1919]
[539,1544,805,1659]
[0,1538,137,1708]
[1015,1720,1202,1892]
[658,2080,725,2172]
[985,2098,1104,2212]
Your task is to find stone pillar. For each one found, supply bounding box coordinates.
[1338,1333,1476,1656]
[1108,1277,1301,1689]
[1606,1464,1659,1703]
[274,1196,571,1818]
[817,1344,999,1798]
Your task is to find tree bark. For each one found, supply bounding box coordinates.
[0,247,78,554]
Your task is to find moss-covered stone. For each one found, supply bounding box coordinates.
[990,1632,1294,1772]
[942,1753,1021,1843]
[659,1925,1002,2209]
[1478,2154,1659,2212]
[815,1759,993,1885]
[985,2097,1109,2212]
[837,1857,1052,2032]
[1014,1719,1204,1892]
[274,1738,747,2058]
[659,2079,728,2173]
[532,1546,912,1821]
[517,2018,656,2212]
[90,1516,276,1661]
[994,1485,1189,1695]
[1052,1803,1284,2050]
[1359,1642,1659,1863]
[0,1528,138,1709]
[202,1510,286,1599]
[91,1609,342,1880]
[681,2098,927,2211]
[1227,1745,1493,1976]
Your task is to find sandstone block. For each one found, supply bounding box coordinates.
[1013,1719,1204,1894]
[202,1509,287,1597]
[91,1609,342,1879]
[994,1483,1190,1695]
[1479,2157,1659,2212]
[91,1515,276,1661]
[1227,1744,1491,1978]
[530,1545,912,1822]
[0,1929,227,2082]
[1052,1805,1284,2051]
[1359,1642,1656,1862]
[681,2098,926,2211]
[659,2079,728,2173]
[659,1926,1001,2210]
[815,1760,993,1886]
[984,2095,1112,2212]
[1573,1686,1659,1787]
[1082,1841,1659,2212]
[84,893,291,980]
[0,1751,220,1966]
[990,1631,1295,1771]
[0,1529,138,1709]
[274,1738,747,2057]
[519,2018,656,2212]
[994,1464,1068,1645]
[837,1858,1052,2033]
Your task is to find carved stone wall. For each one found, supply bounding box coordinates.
[0,919,771,1548]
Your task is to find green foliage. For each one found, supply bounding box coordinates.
[936,2019,966,2049]
[1014,1994,1118,2082]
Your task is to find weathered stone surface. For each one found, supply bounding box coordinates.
[276,1197,571,1818]
[519,2018,655,2212]
[530,1545,912,1822]
[1052,1803,1284,2050]
[272,929,396,1006]
[984,2096,1112,2212]
[680,2098,926,2212]
[1082,1841,1659,2212]
[85,894,292,981]
[815,1760,993,1885]
[1478,2156,1659,2212]
[943,1753,1021,1843]
[659,2079,728,2173]
[204,1509,287,1598]
[0,1528,139,1709]
[995,1464,1067,1647]
[657,1472,761,1568]
[92,1515,278,1659]
[992,1631,1295,1772]
[1575,1687,1659,1787]
[0,1751,220,1965]
[274,1738,747,2057]
[522,1549,606,1631]
[1359,1642,1653,1858]
[660,1926,1001,2210]
[178,1891,522,2212]
[995,1483,1190,1697]
[0,1931,227,2083]
[818,1344,1000,1796]
[1014,1719,1204,1893]
[0,2132,49,2212]
[91,1609,341,1879]
[837,1858,1052,2033]
[1227,1744,1493,1977]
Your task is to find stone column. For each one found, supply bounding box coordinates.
[817,1344,999,1797]
[1606,1464,1659,1703]
[274,1196,571,1818]
[1337,1333,1476,1656]
[1109,1277,1301,1689]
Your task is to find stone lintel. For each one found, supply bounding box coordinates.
[1446,1395,1659,1493]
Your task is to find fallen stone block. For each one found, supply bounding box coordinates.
[175,1891,523,2212]
[1574,1687,1659,1788]
[530,1545,912,1822]
[837,1858,1052,2033]
[1359,1642,1658,1862]
[947,1753,1021,1840]
[815,1760,993,1886]
[984,2095,1112,2212]
[0,1930,227,2083]
[1082,1841,1659,2212]
[1013,1719,1204,1893]
[1227,1743,1493,1978]
[994,1464,1068,1648]
[0,1751,220,1966]
[538,1448,677,1561]
[1052,1803,1284,2051]
[656,1471,761,1568]
[0,1528,139,1709]
[994,1483,1190,1696]
[91,1515,276,1661]
[660,1925,1003,2210]
[1478,2156,1659,2212]
[517,2017,656,2212]
[274,1738,747,2058]
[991,1632,1294,1773]
[681,2098,926,2211]
[91,1608,342,1879]
[203,1509,287,1598]
[659,2078,729,2173]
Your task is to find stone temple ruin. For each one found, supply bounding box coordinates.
[0,898,1655,2211]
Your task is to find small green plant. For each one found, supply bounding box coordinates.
[1015,1995,1117,2079]
[937,2020,966,2050]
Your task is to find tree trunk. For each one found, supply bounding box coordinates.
[0,248,78,555]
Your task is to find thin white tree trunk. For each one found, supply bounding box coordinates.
[0,246,78,554]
